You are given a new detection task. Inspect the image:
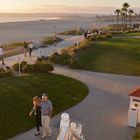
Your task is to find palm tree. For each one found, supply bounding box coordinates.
[121,9,126,25]
[128,9,134,25]
[122,2,130,25]
[115,9,121,25]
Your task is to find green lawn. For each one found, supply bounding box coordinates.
[77,38,140,75]
[0,73,88,140]
[114,31,140,37]
[4,42,24,50]
[133,128,140,140]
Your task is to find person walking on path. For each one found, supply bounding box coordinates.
[41,93,53,139]
[84,30,88,39]
[29,96,42,136]
[0,46,5,65]
[28,42,34,57]
[23,41,28,57]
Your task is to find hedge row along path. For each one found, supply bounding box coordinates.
[7,35,140,140]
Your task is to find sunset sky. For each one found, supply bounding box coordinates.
[0,0,139,13]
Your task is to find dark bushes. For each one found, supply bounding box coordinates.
[49,52,72,65]
[49,52,82,69]
[22,63,54,74]
[12,61,27,72]
[0,68,12,78]
[59,29,84,35]
[42,36,63,45]
[68,59,81,69]
[12,60,54,74]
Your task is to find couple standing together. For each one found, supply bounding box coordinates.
[29,93,53,139]
[24,41,34,57]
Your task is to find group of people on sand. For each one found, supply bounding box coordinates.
[29,93,53,139]
[24,41,34,57]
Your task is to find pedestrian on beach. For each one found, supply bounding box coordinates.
[54,35,57,47]
[28,41,34,57]
[0,46,4,65]
[41,93,53,139]
[84,30,88,39]
[29,96,42,136]
[87,29,91,39]
[23,41,28,57]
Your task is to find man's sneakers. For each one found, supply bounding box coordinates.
[48,133,51,137]
[41,135,47,139]
[41,133,51,139]
[34,131,40,136]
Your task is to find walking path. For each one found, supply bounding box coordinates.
[6,35,140,140]
[4,35,83,66]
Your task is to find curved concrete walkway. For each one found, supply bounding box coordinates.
[9,65,140,140]
[6,34,140,140]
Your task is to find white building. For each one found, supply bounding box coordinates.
[128,88,140,128]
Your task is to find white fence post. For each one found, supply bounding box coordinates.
[57,113,85,140]
[57,113,70,140]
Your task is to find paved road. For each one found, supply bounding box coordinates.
[9,65,140,140]
[7,35,140,140]
[4,35,83,66]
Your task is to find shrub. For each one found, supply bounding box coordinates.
[0,69,12,78]
[33,63,54,73]
[12,63,19,71]
[49,52,61,64]
[68,58,81,69]
[21,61,27,66]
[49,52,72,65]
[89,34,109,41]
[59,52,72,65]
[22,64,35,73]
[35,56,49,64]
[42,36,63,45]
[12,61,27,72]
[59,29,84,35]
[22,63,54,74]
[106,33,112,38]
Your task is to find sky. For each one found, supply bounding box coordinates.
[0,0,140,13]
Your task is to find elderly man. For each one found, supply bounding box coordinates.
[41,93,53,139]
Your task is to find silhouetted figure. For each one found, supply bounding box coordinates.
[24,41,28,57]
[84,31,88,39]
[28,42,34,57]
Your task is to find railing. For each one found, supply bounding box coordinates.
[57,113,85,140]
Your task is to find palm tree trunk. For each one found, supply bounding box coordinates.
[126,12,128,25]
[117,14,119,25]
[130,14,132,25]
[121,16,123,25]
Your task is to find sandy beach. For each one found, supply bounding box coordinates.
[0,17,114,44]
